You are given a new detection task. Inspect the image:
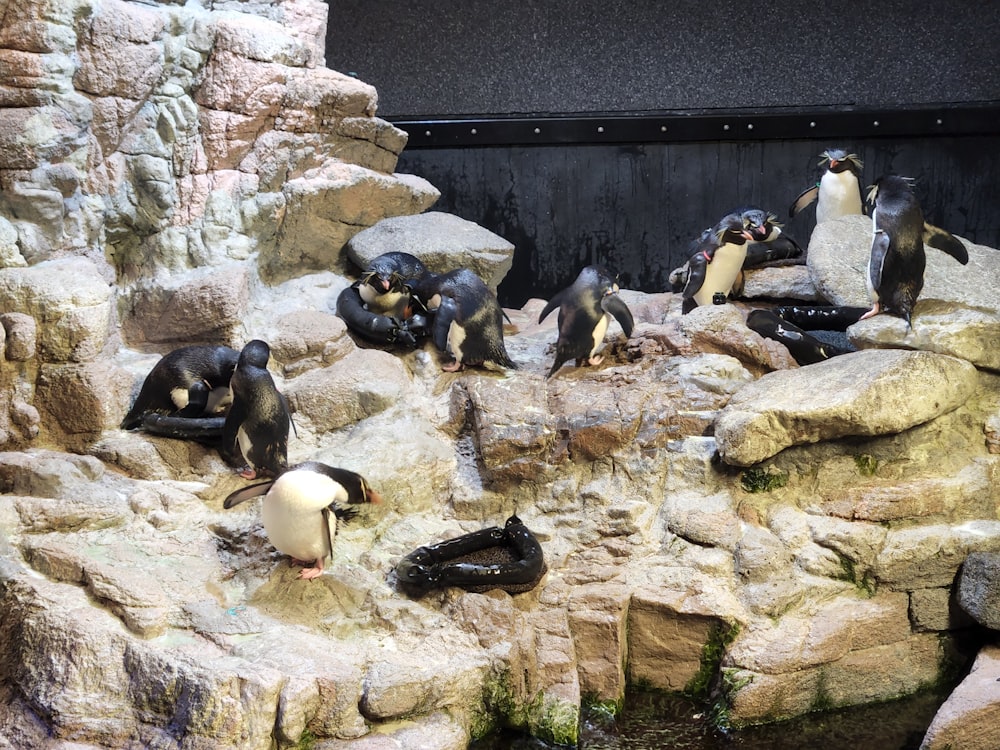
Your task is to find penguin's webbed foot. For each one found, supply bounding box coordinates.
[858,303,881,321]
[238,466,259,479]
[587,354,605,367]
[298,559,324,580]
[442,359,464,372]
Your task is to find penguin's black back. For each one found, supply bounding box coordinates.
[223,340,290,475]
[425,269,517,369]
[871,176,926,321]
[121,345,239,429]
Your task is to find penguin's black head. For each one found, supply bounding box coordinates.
[821,148,863,175]
[238,339,271,369]
[740,208,780,241]
[866,174,916,209]
[714,213,755,245]
[579,265,620,295]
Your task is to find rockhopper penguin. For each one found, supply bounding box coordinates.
[537,265,634,378]
[223,461,381,580]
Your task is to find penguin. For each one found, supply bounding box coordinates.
[789,149,865,223]
[121,345,239,430]
[410,268,517,371]
[861,175,968,326]
[223,461,381,580]
[746,309,853,365]
[681,211,757,314]
[356,251,429,318]
[222,339,292,479]
[736,206,802,267]
[537,265,635,378]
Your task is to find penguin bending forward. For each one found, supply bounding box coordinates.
[537,265,634,378]
[337,252,431,346]
[862,175,968,326]
[121,345,239,430]
[222,339,292,479]
[410,268,517,371]
[790,148,865,223]
[223,461,381,580]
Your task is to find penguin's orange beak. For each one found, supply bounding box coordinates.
[830,159,839,168]
[367,488,383,504]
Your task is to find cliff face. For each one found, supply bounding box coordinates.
[1,2,1000,749]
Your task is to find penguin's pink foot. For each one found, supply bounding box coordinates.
[442,359,464,372]
[858,303,881,321]
[238,467,258,479]
[298,560,324,580]
[587,354,605,366]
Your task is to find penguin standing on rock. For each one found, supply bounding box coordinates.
[681,211,757,314]
[222,340,292,479]
[121,345,239,430]
[862,175,968,326]
[537,265,634,378]
[790,148,865,223]
[410,268,517,372]
[223,461,381,580]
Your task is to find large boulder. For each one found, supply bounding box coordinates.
[715,349,978,466]
[344,211,516,289]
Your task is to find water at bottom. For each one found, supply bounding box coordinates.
[472,688,945,750]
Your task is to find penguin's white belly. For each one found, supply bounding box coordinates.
[261,471,342,562]
[590,314,611,357]
[817,172,863,223]
[236,426,254,467]
[447,321,467,360]
[170,386,189,410]
[693,243,747,307]
[361,285,407,316]
[206,386,232,415]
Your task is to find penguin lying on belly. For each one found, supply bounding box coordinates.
[222,339,293,479]
[862,175,968,326]
[538,265,634,378]
[223,461,381,580]
[336,251,431,347]
[121,345,239,430]
[410,268,517,372]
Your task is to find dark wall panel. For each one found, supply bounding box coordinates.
[398,136,1000,307]
[328,1,1000,118]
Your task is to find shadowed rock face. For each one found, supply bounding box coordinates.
[1,3,1000,748]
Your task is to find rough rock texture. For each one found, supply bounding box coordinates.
[957,552,1000,630]
[345,211,516,289]
[920,644,1000,750]
[1,2,1000,748]
[714,349,978,466]
[808,214,1000,314]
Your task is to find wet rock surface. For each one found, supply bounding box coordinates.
[1,1,1000,748]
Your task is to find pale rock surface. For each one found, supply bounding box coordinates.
[920,645,1000,750]
[715,349,978,466]
[807,214,1000,314]
[345,211,517,290]
[1,1,1000,747]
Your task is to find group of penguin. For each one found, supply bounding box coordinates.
[674,149,968,363]
[119,147,969,582]
[336,251,636,378]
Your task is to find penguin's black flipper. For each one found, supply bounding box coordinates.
[923,223,968,264]
[432,295,459,353]
[601,294,634,337]
[744,234,803,268]
[789,184,819,217]
[223,480,274,509]
[537,290,568,324]
[681,250,710,301]
[869,230,891,293]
